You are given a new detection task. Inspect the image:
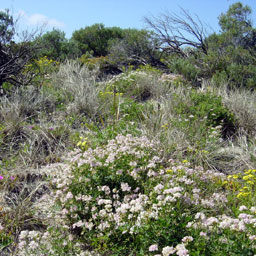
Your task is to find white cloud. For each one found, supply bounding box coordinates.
[17,10,65,29]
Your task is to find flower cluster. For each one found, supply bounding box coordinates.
[223,169,256,200]
[16,134,256,255]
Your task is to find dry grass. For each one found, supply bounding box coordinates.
[52,60,109,119]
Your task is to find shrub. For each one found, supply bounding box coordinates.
[169,58,201,84]
[174,90,236,138]
[106,67,169,102]
[49,134,256,255]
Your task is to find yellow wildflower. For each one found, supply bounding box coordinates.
[246,180,254,185]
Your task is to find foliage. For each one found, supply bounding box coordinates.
[105,66,167,102]
[151,2,256,89]
[35,29,81,61]
[79,55,120,75]
[108,29,163,68]
[173,90,236,137]
[169,57,201,84]
[24,56,59,87]
[0,9,38,94]
[218,2,252,39]
[0,9,14,44]
[72,23,124,57]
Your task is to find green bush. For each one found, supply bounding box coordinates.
[169,58,201,84]
[174,90,236,138]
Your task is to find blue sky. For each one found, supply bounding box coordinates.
[2,0,256,38]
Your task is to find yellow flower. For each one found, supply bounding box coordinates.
[161,124,168,129]
[246,180,254,185]
[242,174,254,181]
[244,169,252,175]
[237,192,251,198]
[222,180,228,185]
[166,169,173,174]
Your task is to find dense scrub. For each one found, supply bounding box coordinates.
[0,61,255,255]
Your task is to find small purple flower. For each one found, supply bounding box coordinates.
[10,176,15,181]
[0,176,4,180]
[49,127,54,130]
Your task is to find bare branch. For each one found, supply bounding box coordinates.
[0,10,41,95]
[144,8,209,57]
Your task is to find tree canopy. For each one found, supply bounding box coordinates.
[35,29,81,60]
[72,23,124,57]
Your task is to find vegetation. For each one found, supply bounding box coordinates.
[0,2,256,255]
[0,9,38,95]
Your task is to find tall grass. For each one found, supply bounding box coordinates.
[52,60,108,119]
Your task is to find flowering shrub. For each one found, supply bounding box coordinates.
[224,169,256,202]
[106,67,166,101]
[25,56,59,76]
[46,134,256,255]
[76,136,89,151]
[107,69,152,93]
[17,227,89,256]
[24,56,59,87]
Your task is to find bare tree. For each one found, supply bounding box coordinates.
[0,10,39,95]
[144,8,209,57]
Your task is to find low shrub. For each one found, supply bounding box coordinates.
[44,134,256,255]
[173,90,237,139]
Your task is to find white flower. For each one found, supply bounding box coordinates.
[149,244,158,251]
[154,184,164,194]
[121,182,131,192]
[182,236,193,243]
[19,230,29,240]
[18,241,26,249]
[250,206,256,213]
[29,240,38,250]
[200,231,207,237]
[162,246,176,256]
[66,192,73,199]
[203,217,219,227]
[239,205,248,211]
[176,243,189,256]
[28,230,39,239]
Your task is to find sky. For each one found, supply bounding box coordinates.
[1,0,256,39]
